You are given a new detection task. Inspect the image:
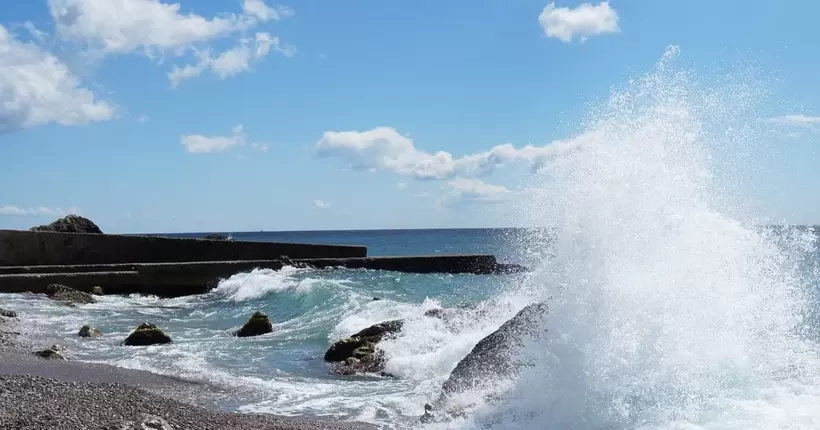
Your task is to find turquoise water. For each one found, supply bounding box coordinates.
[2,229,534,426]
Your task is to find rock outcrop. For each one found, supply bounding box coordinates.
[33,345,67,360]
[45,284,97,305]
[123,323,172,346]
[324,319,404,375]
[0,308,17,318]
[31,215,103,234]
[234,311,273,337]
[78,325,102,338]
[422,302,548,423]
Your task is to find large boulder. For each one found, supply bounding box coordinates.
[78,325,102,338]
[422,302,548,423]
[31,215,102,234]
[234,311,273,337]
[0,308,17,318]
[45,284,96,305]
[324,320,404,375]
[123,323,172,346]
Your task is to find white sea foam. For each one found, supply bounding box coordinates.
[443,47,820,429]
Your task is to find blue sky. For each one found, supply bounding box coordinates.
[1,0,818,233]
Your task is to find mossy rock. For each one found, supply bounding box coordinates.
[45,284,96,305]
[34,345,66,360]
[124,322,172,346]
[78,325,102,338]
[234,311,273,337]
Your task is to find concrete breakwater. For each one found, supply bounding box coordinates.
[0,229,526,298]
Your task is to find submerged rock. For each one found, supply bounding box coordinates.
[45,284,97,305]
[423,302,548,423]
[123,323,172,346]
[0,308,17,318]
[91,286,104,295]
[324,319,404,375]
[33,345,67,360]
[234,311,273,337]
[31,215,103,234]
[78,325,103,338]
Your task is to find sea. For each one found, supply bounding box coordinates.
[4,46,820,429]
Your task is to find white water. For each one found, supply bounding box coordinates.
[440,47,820,429]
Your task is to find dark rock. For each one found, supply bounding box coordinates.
[123,323,172,346]
[371,297,382,301]
[324,319,404,375]
[31,214,102,234]
[424,302,548,423]
[92,286,104,295]
[233,311,273,337]
[45,284,97,305]
[0,308,17,318]
[78,325,103,338]
[204,233,229,240]
[33,345,66,360]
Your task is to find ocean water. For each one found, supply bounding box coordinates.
[4,46,820,429]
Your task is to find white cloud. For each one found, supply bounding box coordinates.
[251,142,269,152]
[765,114,820,126]
[440,178,512,207]
[315,126,591,180]
[242,0,293,22]
[0,205,81,216]
[49,0,246,55]
[538,1,620,43]
[0,25,114,132]
[169,32,292,87]
[181,124,246,153]
[312,199,331,209]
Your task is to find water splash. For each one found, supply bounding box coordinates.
[457,47,820,429]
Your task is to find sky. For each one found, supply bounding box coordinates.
[1,0,818,234]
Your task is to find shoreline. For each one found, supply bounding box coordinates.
[0,304,376,430]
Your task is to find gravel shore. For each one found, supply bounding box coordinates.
[0,306,376,430]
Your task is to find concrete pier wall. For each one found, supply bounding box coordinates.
[0,230,367,266]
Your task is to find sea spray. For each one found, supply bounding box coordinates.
[452,47,820,429]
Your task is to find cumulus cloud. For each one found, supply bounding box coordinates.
[181,124,246,153]
[48,0,294,86]
[0,25,114,132]
[47,0,286,55]
[169,32,292,87]
[0,205,81,216]
[315,126,592,179]
[538,1,620,43]
[312,199,331,209]
[765,114,820,126]
[440,178,512,207]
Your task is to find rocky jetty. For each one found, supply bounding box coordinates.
[324,320,404,375]
[30,215,103,234]
[204,233,230,240]
[78,325,102,338]
[234,311,273,337]
[123,323,172,346]
[45,284,96,305]
[422,302,548,423]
